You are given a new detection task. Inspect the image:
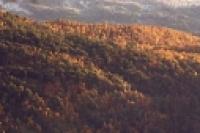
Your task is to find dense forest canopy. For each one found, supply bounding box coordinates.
[0,10,200,133]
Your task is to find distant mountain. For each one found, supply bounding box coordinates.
[1,11,200,133]
[0,0,200,34]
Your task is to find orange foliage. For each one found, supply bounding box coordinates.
[45,21,200,48]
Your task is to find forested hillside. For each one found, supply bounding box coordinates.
[0,11,200,133]
[45,20,200,47]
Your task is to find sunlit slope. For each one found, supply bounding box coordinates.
[45,21,200,47]
[0,11,200,133]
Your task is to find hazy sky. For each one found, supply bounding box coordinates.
[156,0,200,7]
[1,0,200,8]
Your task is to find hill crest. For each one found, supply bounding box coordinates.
[45,20,200,48]
[0,11,200,133]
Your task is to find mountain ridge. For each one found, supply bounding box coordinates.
[1,0,200,34]
[0,10,200,133]
[44,20,200,47]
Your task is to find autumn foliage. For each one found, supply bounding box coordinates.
[45,20,200,48]
[0,11,200,133]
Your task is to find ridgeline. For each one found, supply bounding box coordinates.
[0,11,200,133]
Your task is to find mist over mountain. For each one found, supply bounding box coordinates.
[0,0,200,33]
